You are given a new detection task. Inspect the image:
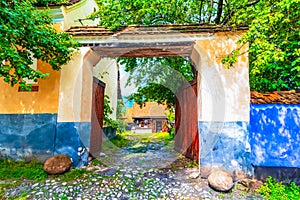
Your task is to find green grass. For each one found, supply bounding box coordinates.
[0,159,47,182]
[258,177,300,200]
[151,132,174,141]
[110,133,132,148]
[0,158,97,183]
[109,131,173,149]
[51,168,92,182]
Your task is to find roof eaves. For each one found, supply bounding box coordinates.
[65,23,248,37]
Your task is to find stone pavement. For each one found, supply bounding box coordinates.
[3,133,263,199]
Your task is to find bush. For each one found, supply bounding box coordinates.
[258,177,300,200]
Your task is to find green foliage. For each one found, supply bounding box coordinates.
[103,96,127,132]
[153,132,173,141]
[229,0,300,92]
[92,0,299,92]
[257,177,300,200]
[166,109,175,123]
[221,50,240,69]
[90,0,202,30]
[103,95,118,129]
[110,132,131,148]
[90,158,105,166]
[0,0,78,88]
[0,159,47,181]
[121,57,195,109]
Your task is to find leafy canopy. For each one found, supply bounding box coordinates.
[228,0,300,92]
[120,57,195,108]
[92,0,299,101]
[90,0,201,30]
[0,0,78,89]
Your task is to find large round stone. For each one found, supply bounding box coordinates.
[44,154,72,175]
[208,170,234,192]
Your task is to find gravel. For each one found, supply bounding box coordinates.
[3,166,262,200]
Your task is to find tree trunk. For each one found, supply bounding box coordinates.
[215,0,224,24]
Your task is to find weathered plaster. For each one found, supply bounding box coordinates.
[190,31,251,174]
[0,61,60,114]
[57,49,84,122]
[199,121,252,174]
[81,50,101,122]
[0,114,57,162]
[93,58,118,120]
[57,47,100,122]
[192,31,250,122]
[55,122,91,167]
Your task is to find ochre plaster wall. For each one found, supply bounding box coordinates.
[0,61,60,114]
[192,31,249,122]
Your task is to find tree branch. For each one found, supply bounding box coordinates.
[199,0,204,23]
[208,0,213,22]
[215,0,224,24]
[247,0,261,7]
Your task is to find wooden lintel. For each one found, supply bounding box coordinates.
[91,42,195,58]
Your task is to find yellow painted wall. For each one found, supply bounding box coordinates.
[0,61,60,114]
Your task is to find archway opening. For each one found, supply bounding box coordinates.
[91,51,201,169]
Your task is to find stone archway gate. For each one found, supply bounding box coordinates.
[62,24,251,174]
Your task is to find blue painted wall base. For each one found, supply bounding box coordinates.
[199,121,252,175]
[0,114,56,162]
[55,122,91,167]
[0,114,91,168]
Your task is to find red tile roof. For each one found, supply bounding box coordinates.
[251,90,300,104]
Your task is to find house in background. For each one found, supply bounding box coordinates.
[130,102,168,133]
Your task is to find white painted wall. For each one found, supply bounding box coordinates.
[93,58,118,120]
[191,32,250,122]
[57,47,100,122]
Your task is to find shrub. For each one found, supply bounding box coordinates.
[258,177,300,200]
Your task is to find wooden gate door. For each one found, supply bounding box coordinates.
[175,79,199,161]
[90,78,105,156]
